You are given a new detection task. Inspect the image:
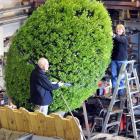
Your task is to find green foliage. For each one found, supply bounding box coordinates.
[5,0,113,111]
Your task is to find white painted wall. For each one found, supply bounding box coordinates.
[0,0,21,8]
[3,22,20,38]
[0,22,22,55]
[0,27,4,56]
[0,0,28,89]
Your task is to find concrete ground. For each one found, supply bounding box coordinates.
[90,133,134,140]
[0,128,64,140]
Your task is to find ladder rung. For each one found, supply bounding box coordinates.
[133,104,140,109]
[110,109,123,115]
[135,119,140,123]
[114,99,120,103]
[112,133,118,136]
[106,97,120,103]
[128,77,136,81]
[126,60,135,64]
[130,91,139,95]
[118,86,126,90]
[107,121,120,127]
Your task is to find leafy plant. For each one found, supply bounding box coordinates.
[5,0,113,111]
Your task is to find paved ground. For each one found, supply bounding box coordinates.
[90,133,134,140]
[0,128,64,140]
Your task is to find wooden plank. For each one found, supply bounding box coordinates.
[34,0,45,7]
[19,107,31,132]
[0,5,31,14]
[44,115,56,137]
[103,1,140,10]
[64,118,74,140]
[29,112,40,135]
[103,1,136,7]
[35,111,47,136]
[0,15,28,25]
[0,107,9,129]
[105,5,140,10]
[65,116,81,140]
[0,112,1,128]
[70,117,81,140]
[50,113,65,139]
[14,110,25,132]
[5,106,17,131]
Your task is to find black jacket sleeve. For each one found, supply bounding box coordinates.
[39,74,59,91]
[114,35,128,45]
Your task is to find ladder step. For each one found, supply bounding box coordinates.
[133,104,140,109]
[130,90,139,95]
[110,109,123,115]
[112,133,118,136]
[128,77,136,81]
[106,96,120,103]
[118,86,126,90]
[135,119,140,123]
[107,121,120,127]
[114,99,120,103]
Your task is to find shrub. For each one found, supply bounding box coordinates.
[5,0,112,112]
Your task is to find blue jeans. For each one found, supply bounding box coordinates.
[111,60,127,96]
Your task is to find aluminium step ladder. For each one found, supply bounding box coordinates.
[102,60,140,140]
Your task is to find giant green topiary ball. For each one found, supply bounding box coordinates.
[5,0,113,112]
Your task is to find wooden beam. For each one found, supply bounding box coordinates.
[105,5,140,10]
[103,1,140,10]
[103,1,135,6]
[0,5,31,14]
[0,15,28,25]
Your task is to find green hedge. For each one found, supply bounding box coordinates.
[5,0,113,112]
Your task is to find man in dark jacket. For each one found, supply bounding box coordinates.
[30,57,63,115]
[111,24,129,96]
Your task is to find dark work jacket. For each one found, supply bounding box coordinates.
[30,65,59,105]
[112,34,129,61]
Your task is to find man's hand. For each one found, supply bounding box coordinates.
[9,102,17,109]
[52,82,58,84]
[58,81,64,87]
[8,97,17,109]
